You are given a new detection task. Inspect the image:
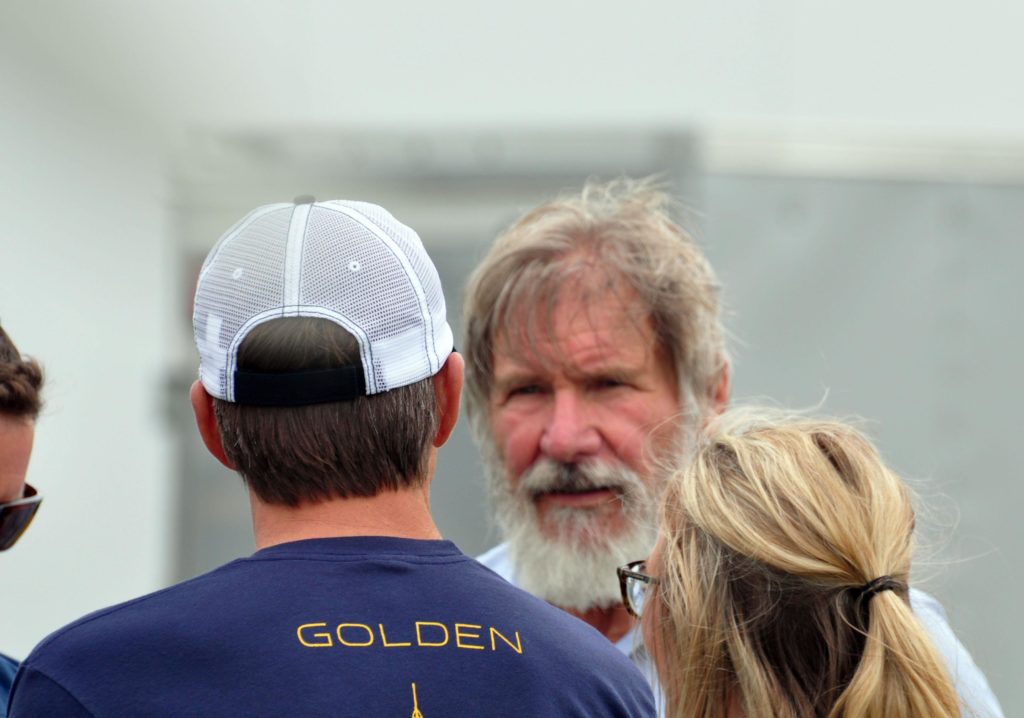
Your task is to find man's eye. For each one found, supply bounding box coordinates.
[508,384,543,398]
[592,378,625,390]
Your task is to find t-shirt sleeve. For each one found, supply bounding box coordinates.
[7,665,94,718]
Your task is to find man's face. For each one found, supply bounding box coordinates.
[0,417,34,503]
[486,286,685,610]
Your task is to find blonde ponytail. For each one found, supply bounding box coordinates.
[647,410,961,718]
[829,587,960,717]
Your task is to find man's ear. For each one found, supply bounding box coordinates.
[189,380,236,470]
[710,362,730,416]
[431,352,464,448]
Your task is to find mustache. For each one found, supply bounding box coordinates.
[518,459,636,497]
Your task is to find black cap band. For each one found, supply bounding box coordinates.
[233,366,366,406]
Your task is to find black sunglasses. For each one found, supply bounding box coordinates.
[617,559,659,618]
[0,483,42,551]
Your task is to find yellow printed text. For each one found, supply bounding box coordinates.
[294,620,525,654]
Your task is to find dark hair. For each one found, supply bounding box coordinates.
[213,318,439,506]
[0,323,44,419]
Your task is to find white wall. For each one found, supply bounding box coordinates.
[3,0,1024,139]
[0,32,173,657]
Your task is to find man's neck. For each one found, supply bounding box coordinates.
[250,484,442,549]
[561,603,635,644]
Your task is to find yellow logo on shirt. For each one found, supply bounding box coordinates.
[295,620,524,654]
[411,682,424,718]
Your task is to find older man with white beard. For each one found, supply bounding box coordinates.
[463,178,1003,716]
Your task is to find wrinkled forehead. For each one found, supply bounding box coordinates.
[492,263,665,376]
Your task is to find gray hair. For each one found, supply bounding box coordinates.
[462,176,727,441]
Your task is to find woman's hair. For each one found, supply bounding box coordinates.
[0,323,44,420]
[648,409,960,718]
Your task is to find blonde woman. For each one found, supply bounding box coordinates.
[621,411,963,718]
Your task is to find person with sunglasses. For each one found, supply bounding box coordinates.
[618,410,965,718]
[0,323,43,718]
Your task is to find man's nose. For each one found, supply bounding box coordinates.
[539,390,600,463]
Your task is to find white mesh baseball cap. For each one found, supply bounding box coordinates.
[193,197,454,405]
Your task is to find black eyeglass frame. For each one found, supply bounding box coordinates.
[617,559,660,618]
[0,483,42,551]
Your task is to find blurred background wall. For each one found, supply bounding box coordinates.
[2,0,1021,712]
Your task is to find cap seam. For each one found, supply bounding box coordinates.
[320,203,437,378]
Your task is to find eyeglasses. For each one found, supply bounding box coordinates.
[0,483,42,551]
[617,559,659,618]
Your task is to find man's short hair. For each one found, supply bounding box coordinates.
[213,317,439,507]
[0,323,44,420]
[462,177,727,432]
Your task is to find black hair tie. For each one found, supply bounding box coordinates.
[857,575,903,601]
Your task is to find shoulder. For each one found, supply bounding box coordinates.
[475,542,515,582]
[23,559,249,670]
[909,587,1004,718]
[469,544,635,661]
[454,554,653,714]
[468,546,625,660]
[909,586,946,619]
[11,561,258,715]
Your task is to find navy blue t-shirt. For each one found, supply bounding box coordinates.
[1,652,18,718]
[8,537,654,717]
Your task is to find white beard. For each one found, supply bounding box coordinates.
[487,456,660,613]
